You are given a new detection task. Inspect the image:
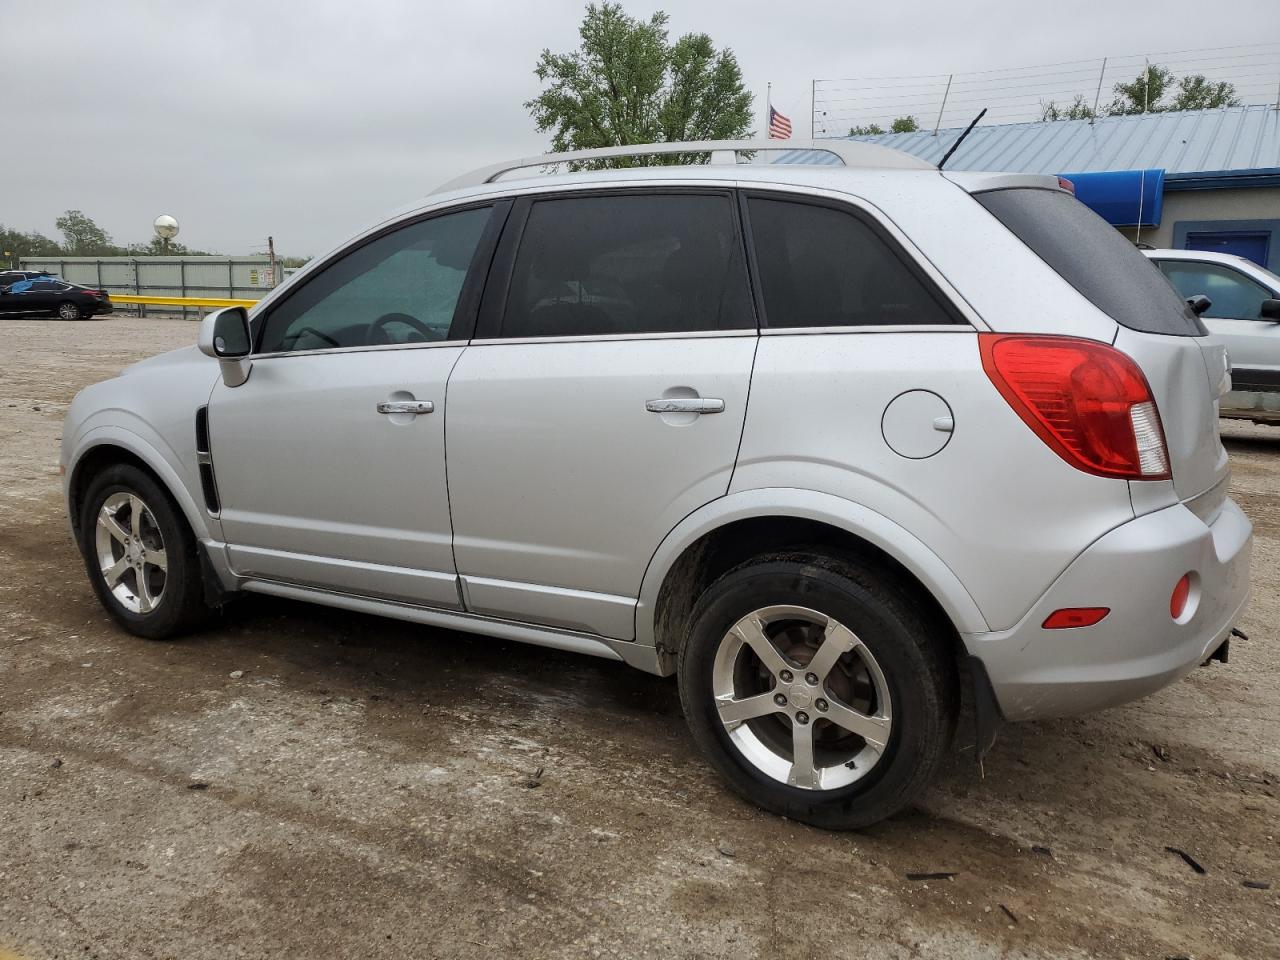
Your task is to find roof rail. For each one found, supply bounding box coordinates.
[434,138,934,193]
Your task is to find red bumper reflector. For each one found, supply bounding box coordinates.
[1170,574,1192,619]
[1042,607,1110,629]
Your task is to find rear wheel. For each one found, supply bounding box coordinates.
[78,464,208,639]
[57,301,81,320]
[678,551,958,829]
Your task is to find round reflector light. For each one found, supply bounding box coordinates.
[1171,574,1192,620]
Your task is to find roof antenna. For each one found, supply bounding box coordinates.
[937,108,987,170]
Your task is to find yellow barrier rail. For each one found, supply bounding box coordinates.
[109,294,260,309]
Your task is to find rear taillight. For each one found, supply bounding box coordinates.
[979,334,1171,481]
[81,289,103,297]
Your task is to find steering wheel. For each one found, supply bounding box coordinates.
[287,326,340,348]
[369,312,437,344]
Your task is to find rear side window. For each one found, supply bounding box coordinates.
[976,188,1203,336]
[1156,260,1273,320]
[498,193,753,338]
[745,197,958,328]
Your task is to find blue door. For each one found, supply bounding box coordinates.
[1185,231,1270,268]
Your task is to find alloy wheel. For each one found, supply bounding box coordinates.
[711,604,892,790]
[94,492,167,613]
[58,302,80,320]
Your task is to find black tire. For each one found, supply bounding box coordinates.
[56,301,81,320]
[77,463,208,639]
[678,551,958,829]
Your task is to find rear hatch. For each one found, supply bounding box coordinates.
[971,184,1228,504]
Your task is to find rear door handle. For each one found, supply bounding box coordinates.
[377,400,434,415]
[645,398,725,415]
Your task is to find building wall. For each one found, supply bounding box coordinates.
[1118,187,1280,269]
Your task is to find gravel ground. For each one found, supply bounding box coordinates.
[1,316,1276,960]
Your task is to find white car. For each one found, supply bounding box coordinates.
[1143,248,1280,423]
[61,140,1252,828]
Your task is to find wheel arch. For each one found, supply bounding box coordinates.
[67,428,211,545]
[636,488,989,675]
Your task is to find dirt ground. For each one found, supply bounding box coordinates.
[0,316,1276,960]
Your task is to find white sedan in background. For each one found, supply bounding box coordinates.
[1144,248,1280,423]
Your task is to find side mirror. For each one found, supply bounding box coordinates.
[1186,295,1212,317]
[1261,298,1280,321]
[198,306,253,387]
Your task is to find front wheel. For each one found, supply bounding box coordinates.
[678,552,958,829]
[57,301,81,320]
[77,463,208,639]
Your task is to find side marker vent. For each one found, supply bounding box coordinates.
[195,406,220,515]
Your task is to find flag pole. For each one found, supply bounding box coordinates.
[765,81,771,133]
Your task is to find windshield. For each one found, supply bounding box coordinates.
[976,187,1205,337]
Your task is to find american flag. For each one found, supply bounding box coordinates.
[768,105,792,140]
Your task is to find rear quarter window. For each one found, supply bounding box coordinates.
[975,187,1205,337]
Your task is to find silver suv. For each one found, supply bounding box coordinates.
[62,141,1252,828]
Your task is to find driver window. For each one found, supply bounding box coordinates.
[259,205,492,353]
[1157,260,1271,320]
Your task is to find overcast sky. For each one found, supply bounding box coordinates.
[3,0,1274,256]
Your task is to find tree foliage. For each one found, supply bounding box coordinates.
[849,115,919,136]
[526,3,753,164]
[1168,73,1242,111]
[0,225,63,260]
[1110,64,1241,113]
[55,209,114,255]
[2,210,219,264]
[1040,94,1096,122]
[1041,63,1242,121]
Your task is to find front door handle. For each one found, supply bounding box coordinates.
[377,400,434,415]
[645,397,725,415]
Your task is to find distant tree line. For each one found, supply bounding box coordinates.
[1040,63,1241,121]
[0,209,217,264]
[849,116,920,136]
[842,63,1244,136]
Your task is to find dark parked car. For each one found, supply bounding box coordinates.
[0,277,112,320]
[0,269,53,287]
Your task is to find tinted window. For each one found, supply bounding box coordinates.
[1157,260,1273,320]
[746,197,957,328]
[499,193,753,338]
[259,206,491,353]
[976,188,1204,336]
[30,281,58,291]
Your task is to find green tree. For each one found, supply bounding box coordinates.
[1108,64,1240,115]
[142,235,201,255]
[849,115,918,136]
[1040,94,1096,122]
[526,3,753,165]
[1169,74,1241,111]
[54,209,116,255]
[0,225,63,264]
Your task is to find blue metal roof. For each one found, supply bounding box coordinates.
[841,104,1280,177]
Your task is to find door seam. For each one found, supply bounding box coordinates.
[442,343,471,607]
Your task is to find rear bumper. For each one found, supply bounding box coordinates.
[965,497,1252,721]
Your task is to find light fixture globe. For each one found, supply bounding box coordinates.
[153,215,179,240]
